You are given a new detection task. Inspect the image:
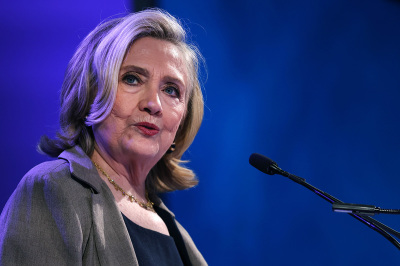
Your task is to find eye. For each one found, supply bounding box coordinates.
[122,73,140,85]
[163,85,180,98]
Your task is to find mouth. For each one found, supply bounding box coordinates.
[134,122,160,136]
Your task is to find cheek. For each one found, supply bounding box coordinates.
[165,105,186,133]
[112,87,140,118]
[96,100,133,140]
[111,99,131,119]
[94,113,121,141]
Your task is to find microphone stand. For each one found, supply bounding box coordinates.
[267,162,400,250]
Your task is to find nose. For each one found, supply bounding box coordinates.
[138,86,162,116]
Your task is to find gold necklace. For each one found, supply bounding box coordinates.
[92,161,155,212]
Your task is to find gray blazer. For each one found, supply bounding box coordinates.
[0,146,206,265]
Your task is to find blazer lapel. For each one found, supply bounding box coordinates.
[59,146,139,265]
[91,190,139,265]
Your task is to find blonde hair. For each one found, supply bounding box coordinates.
[38,9,204,193]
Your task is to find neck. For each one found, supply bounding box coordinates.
[91,144,151,200]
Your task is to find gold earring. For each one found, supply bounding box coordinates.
[166,142,176,154]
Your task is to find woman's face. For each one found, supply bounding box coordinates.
[93,37,188,165]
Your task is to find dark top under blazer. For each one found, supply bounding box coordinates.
[0,146,206,265]
[122,213,184,266]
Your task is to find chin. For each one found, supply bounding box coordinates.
[120,135,171,161]
[122,142,161,159]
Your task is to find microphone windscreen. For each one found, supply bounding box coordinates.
[249,153,277,175]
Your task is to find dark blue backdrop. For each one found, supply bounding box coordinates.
[1,0,399,264]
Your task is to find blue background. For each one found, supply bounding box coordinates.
[1,0,400,264]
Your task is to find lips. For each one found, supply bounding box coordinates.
[134,122,160,136]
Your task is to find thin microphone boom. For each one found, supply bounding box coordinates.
[332,203,400,215]
[249,153,341,203]
[249,153,400,250]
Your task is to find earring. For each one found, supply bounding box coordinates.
[166,142,176,154]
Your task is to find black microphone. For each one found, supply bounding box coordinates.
[249,153,305,183]
[248,153,278,175]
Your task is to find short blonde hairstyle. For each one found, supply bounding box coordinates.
[39,9,204,193]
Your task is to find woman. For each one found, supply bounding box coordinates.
[0,9,206,265]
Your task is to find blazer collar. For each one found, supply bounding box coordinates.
[58,146,102,194]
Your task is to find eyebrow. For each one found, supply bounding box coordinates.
[120,64,186,89]
[120,65,149,77]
